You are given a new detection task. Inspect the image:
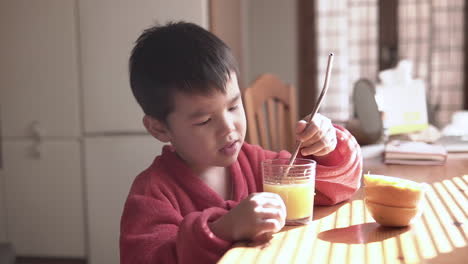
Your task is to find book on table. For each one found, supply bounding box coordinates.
[384,140,448,165]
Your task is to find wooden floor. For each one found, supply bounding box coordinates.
[15,257,86,264]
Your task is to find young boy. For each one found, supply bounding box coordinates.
[120,21,362,264]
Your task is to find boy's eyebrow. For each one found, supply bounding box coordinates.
[188,110,209,120]
[188,94,241,119]
[229,94,241,104]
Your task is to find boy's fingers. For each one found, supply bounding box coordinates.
[297,122,319,141]
[296,120,308,134]
[296,113,336,154]
[253,198,284,213]
[257,207,286,222]
[304,124,335,148]
[313,148,331,156]
[301,141,324,156]
[300,132,326,154]
[257,192,283,202]
[301,132,336,156]
[257,218,284,234]
[253,193,285,210]
[252,232,274,243]
[300,129,334,156]
[256,194,286,213]
[297,113,333,141]
[253,192,286,221]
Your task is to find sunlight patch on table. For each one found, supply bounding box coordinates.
[308,212,335,263]
[429,183,466,248]
[412,213,437,259]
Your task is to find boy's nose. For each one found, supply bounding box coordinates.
[220,113,236,134]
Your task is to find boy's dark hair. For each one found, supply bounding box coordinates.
[129,21,239,122]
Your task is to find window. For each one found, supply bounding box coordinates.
[298,0,467,127]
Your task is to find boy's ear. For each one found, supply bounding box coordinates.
[143,115,171,142]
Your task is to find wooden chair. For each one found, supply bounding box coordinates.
[243,74,298,152]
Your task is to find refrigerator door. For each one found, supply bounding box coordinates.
[3,140,85,257]
[84,135,163,264]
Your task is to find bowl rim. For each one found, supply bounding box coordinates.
[364,198,419,210]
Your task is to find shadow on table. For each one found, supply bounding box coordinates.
[271,201,347,235]
[313,201,347,221]
[317,222,409,244]
[269,200,348,236]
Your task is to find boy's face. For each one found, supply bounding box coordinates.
[161,73,247,172]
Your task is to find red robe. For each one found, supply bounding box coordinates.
[120,125,362,263]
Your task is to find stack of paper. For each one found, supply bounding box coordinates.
[384,140,447,165]
[375,60,429,136]
[437,110,468,152]
[436,136,468,153]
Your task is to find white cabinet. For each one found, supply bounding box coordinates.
[0,0,80,138]
[79,0,209,133]
[0,0,84,257]
[84,136,162,264]
[2,140,85,257]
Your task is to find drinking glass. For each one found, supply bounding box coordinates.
[262,158,316,225]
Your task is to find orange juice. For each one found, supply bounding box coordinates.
[263,181,315,220]
[262,158,316,225]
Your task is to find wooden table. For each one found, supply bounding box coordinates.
[219,153,468,264]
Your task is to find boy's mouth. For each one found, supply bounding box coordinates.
[220,140,239,156]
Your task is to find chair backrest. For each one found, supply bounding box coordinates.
[243,74,298,152]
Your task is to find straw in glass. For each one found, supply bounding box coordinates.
[284,53,334,176]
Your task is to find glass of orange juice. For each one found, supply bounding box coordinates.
[262,158,316,225]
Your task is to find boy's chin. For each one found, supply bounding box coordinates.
[217,152,240,167]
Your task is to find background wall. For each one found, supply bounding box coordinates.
[246,0,298,91]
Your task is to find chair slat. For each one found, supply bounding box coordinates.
[257,106,270,150]
[243,89,259,145]
[277,103,287,151]
[267,99,278,151]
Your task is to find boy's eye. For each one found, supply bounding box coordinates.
[195,118,211,126]
[229,105,239,111]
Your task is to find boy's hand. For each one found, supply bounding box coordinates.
[296,113,337,156]
[208,192,286,242]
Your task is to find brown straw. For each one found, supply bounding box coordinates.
[285,53,334,175]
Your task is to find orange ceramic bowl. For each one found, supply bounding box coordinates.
[364,174,427,208]
[364,185,425,208]
[364,199,423,227]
